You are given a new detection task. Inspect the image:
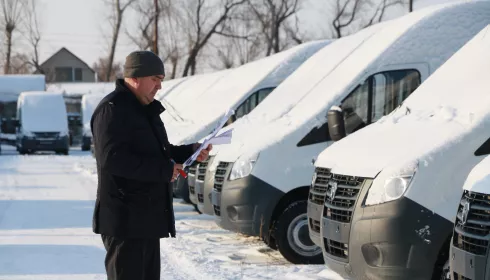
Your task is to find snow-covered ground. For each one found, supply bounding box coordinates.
[0,145,344,280]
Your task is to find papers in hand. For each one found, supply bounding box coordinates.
[183,109,234,168]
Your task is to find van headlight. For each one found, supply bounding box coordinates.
[229,153,259,181]
[365,161,418,206]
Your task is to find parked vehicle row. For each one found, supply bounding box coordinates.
[171,1,490,279]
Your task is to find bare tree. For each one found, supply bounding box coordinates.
[330,0,402,38]
[9,53,30,74]
[126,0,156,50]
[153,0,159,54]
[105,0,136,81]
[247,0,301,56]
[22,0,43,73]
[0,0,24,74]
[93,57,124,82]
[181,0,248,77]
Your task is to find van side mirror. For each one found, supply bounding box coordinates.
[327,107,346,142]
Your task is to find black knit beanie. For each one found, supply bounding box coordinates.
[123,51,165,78]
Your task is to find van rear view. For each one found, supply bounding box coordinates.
[16,91,70,155]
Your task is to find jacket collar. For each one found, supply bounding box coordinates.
[115,79,166,116]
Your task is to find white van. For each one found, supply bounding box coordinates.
[208,1,490,265]
[450,158,490,279]
[16,91,70,155]
[313,21,490,280]
[173,41,330,206]
[81,93,107,151]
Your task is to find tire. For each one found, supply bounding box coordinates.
[273,200,324,264]
[81,145,90,151]
[181,179,192,204]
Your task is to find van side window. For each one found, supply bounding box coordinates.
[341,81,370,134]
[297,69,421,147]
[475,137,490,156]
[372,70,421,122]
[232,87,276,122]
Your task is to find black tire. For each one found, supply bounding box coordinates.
[273,200,324,264]
[181,179,192,204]
[81,145,90,151]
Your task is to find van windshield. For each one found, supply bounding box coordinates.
[21,95,68,132]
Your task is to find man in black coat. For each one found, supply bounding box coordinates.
[91,50,211,280]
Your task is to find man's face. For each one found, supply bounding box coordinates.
[133,75,164,104]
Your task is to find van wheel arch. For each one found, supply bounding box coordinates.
[265,186,310,248]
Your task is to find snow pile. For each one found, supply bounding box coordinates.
[0,75,46,102]
[166,40,330,144]
[462,156,490,194]
[18,92,69,133]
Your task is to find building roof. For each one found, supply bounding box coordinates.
[40,47,95,74]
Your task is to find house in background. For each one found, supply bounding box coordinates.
[36,47,96,83]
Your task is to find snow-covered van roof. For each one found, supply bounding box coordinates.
[155,77,188,101]
[316,23,490,178]
[17,91,69,133]
[216,1,490,162]
[462,156,490,194]
[0,75,45,102]
[161,69,232,124]
[168,40,331,143]
[46,82,114,96]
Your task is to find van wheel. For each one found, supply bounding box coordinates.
[273,200,324,264]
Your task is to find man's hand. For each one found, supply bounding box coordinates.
[171,163,183,182]
[196,144,212,162]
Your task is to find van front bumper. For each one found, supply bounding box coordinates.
[19,136,69,152]
[450,243,487,280]
[212,167,282,238]
[307,199,324,247]
[322,180,453,280]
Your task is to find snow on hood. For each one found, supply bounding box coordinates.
[462,156,490,194]
[19,92,69,132]
[166,40,330,144]
[316,24,490,178]
[82,93,107,134]
[0,75,45,102]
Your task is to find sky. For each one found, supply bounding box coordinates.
[17,0,459,71]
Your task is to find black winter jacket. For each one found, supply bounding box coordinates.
[90,79,194,239]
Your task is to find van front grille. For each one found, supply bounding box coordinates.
[33,132,59,138]
[324,238,348,261]
[213,162,230,216]
[189,166,197,176]
[453,190,490,256]
[453,272,471,280]
[323,174,364,223]
[197,158,210,181]
[309,168,332,205]
[309,218,321,233]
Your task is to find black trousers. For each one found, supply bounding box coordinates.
[102,235,160,280]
